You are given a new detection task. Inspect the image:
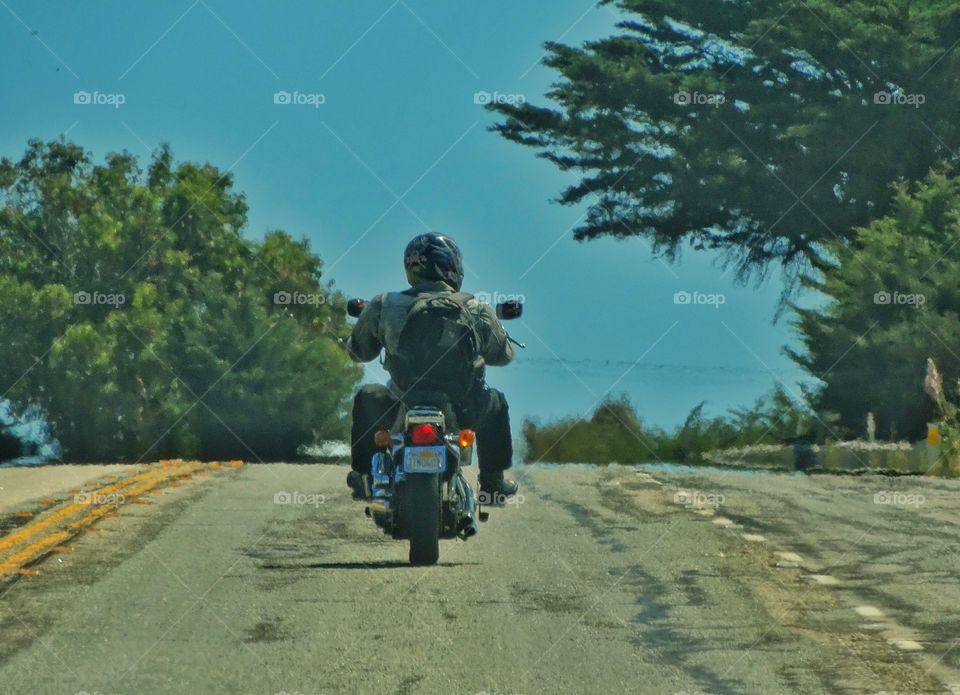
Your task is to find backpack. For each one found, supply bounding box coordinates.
[390,291,484,401]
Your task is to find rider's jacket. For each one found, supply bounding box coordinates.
[345,280,514,385]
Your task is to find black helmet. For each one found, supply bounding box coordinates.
[403,233,464,291]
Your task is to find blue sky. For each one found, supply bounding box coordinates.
[0,1,812,432]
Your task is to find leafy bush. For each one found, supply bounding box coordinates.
[521,388,810,464]
[0,139,361,461]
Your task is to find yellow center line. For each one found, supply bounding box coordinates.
[0,465,180,554]
[0,462,206,575]
[0,461,206,576]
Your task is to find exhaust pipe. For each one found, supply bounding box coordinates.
[458,517,478,538]
[456,474,478,539]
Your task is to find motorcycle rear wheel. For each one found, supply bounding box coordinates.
[400,473,441,565]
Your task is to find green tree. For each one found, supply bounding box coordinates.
[492,0,960,280]
[0,139,361,461]
[789,168,960,440]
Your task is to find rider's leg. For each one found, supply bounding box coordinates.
[458,384,518,501]
[349,384,399,492]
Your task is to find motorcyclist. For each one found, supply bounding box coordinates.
[345,232,519,504]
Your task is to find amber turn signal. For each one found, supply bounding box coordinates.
[374,430,392,448]
[458,429,476,449]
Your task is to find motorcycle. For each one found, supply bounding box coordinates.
[345,297,524,566]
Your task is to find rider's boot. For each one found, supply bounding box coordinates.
[477,471,519,506]
[346,470,371,500]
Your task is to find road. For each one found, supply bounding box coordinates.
[0,462,958,694]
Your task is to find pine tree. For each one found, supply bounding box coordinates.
[789,168,960,439]
[492,0,960,280]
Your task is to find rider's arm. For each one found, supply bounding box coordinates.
[475,302,514,367]
[346,294,384,362]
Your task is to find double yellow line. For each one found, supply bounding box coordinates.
[0,460,234,578]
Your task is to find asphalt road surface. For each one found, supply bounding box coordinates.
[0,462,958,694]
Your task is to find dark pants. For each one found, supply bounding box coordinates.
[351,382,513,480]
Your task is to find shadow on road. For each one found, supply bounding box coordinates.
[258,561,480,570]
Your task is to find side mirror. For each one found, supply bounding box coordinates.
[496,300,523,320]
[346,298,367,318]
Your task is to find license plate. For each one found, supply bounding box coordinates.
[403,446,445,473]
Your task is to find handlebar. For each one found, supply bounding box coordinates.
[345,297,526,349]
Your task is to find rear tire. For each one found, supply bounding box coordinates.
[400,473,441,565]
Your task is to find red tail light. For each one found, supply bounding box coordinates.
[410,424,438,445]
